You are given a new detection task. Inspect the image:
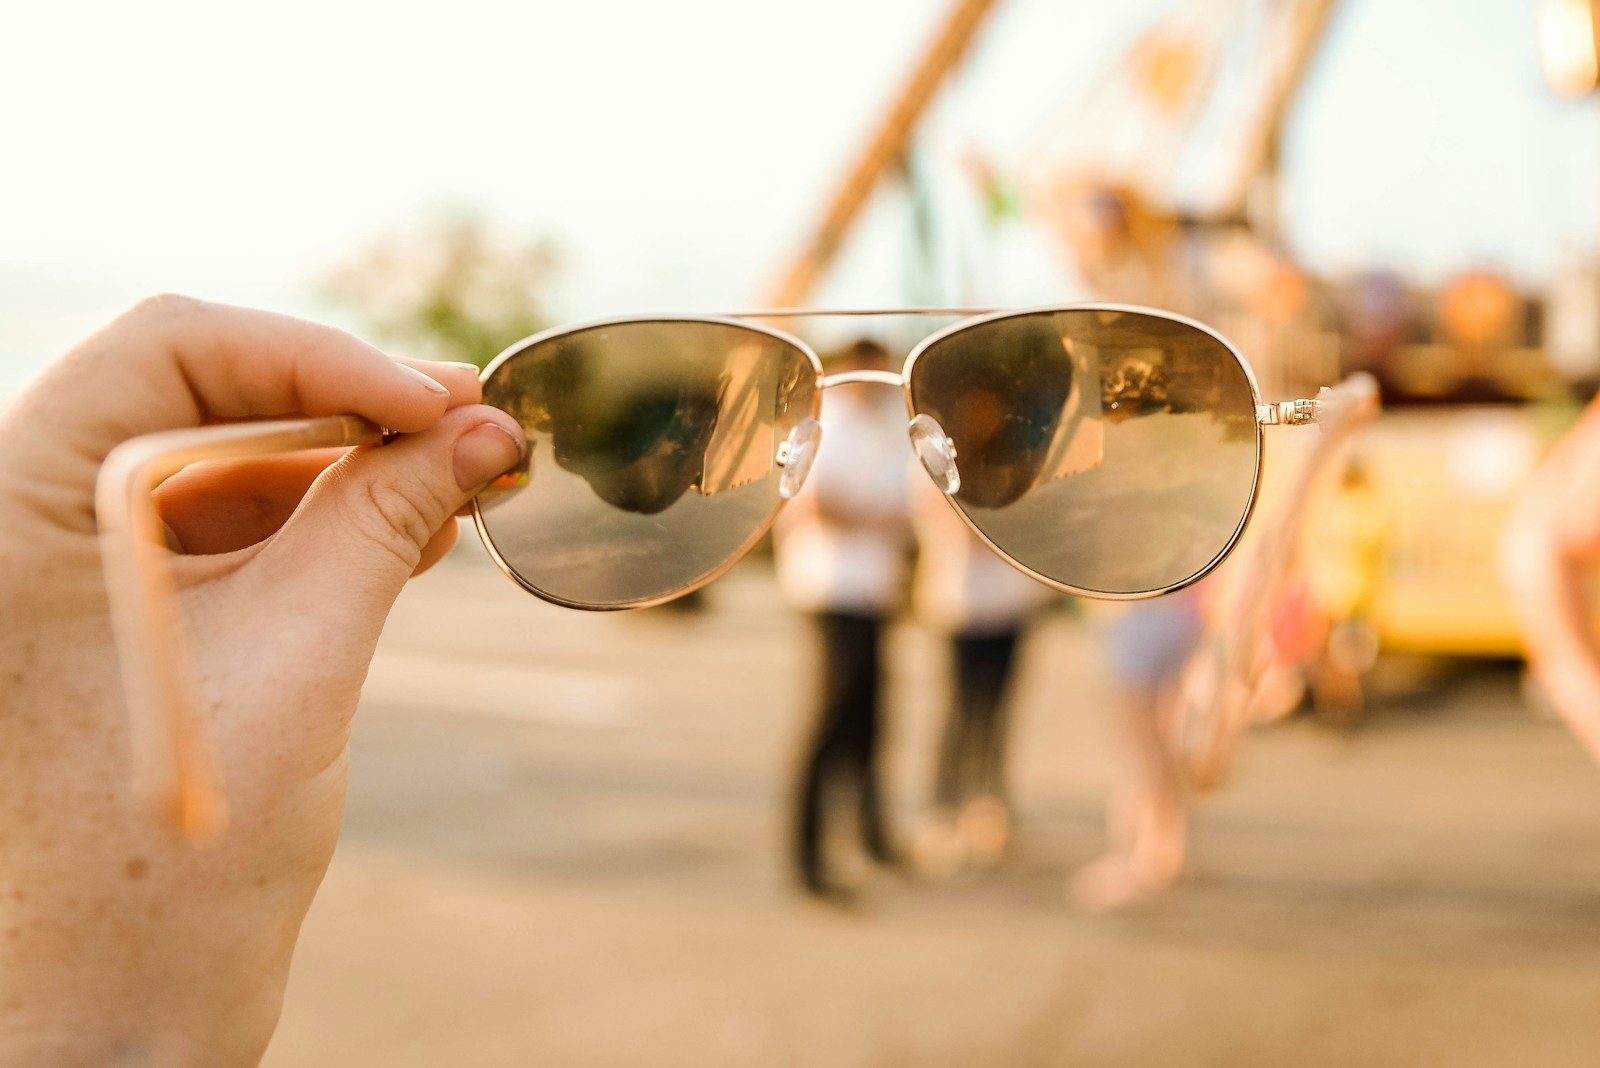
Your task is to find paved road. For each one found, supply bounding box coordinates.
[263,544,1600,1067]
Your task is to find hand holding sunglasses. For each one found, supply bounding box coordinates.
[94,302,1332,836]
[0,296,524,1058]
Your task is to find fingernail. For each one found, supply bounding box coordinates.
[401,363,451,396]
[442,361,482,374]
[454,421,525,492]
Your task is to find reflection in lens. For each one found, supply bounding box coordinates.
[907,309,1260,596]
[474,319,820,608]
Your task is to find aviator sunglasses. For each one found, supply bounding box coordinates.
[98,303,1334,833]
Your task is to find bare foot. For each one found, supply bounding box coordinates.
[912,816,967,880]
[1070,801,1186,913]
[1068,850,1180,912]
[958,797,1012,870]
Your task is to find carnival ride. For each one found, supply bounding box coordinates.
[762,0,1599,820]
[768,0,1598,671]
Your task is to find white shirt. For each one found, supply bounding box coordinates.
[774,388,912,615]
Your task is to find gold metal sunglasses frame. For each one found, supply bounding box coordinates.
[96,303,1330,838]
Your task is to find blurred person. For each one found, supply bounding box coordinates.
[1502,394,1600,762]
[0,296,524,1064]
[774,339,914,900]
[1071,585,1206,912]
[909,473,1052,874]
[1035,197,1203,911]
[894,312,1076,875]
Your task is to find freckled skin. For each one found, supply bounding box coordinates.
[0,298,522,1065]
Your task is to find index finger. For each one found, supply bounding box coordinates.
[2,295,472,503]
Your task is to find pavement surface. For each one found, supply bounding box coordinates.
[262,543,1600,1067]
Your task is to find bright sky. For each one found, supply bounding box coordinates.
[2,0,1595,398]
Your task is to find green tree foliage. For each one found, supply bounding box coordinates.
[326,212,558,368]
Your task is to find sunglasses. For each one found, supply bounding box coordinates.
[98,302,1331,834]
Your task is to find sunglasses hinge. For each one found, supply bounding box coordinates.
[1256,398,1320,427]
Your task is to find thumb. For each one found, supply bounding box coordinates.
[257,404,525,630]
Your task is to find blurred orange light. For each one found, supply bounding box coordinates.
[1439,270,1518,347]
[1131,32,1201,114]
[1538,0,1600,97]
[1251,258,1311,323]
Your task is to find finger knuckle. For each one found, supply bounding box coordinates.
[125,292,205,323]
[354,478,448,569]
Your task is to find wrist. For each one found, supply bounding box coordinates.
[0,928,291,1068]
[0,1032,220,1068]
[0,821,325,1068]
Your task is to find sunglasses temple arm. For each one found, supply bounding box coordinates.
[95,415,385,841]
[1307,372,1381,431]
[1224,371,1381,678]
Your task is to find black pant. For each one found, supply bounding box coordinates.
[793,612,892,890]
[935,630,1020,811]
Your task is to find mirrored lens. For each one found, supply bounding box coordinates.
[907,308,1260,596]
[474,319,820,608]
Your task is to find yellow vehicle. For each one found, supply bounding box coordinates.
[1326,269,1584,658]
[1349,404,1555,657]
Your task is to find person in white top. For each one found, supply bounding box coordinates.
[910,473,1053,872]
[774,340,914,899]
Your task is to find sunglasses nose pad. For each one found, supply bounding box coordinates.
[776,417,823,500]
[908,413,961,495]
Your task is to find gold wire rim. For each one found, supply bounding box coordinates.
[470,303,1268,608]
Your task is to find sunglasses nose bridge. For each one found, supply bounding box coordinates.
[819,368,905,390]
